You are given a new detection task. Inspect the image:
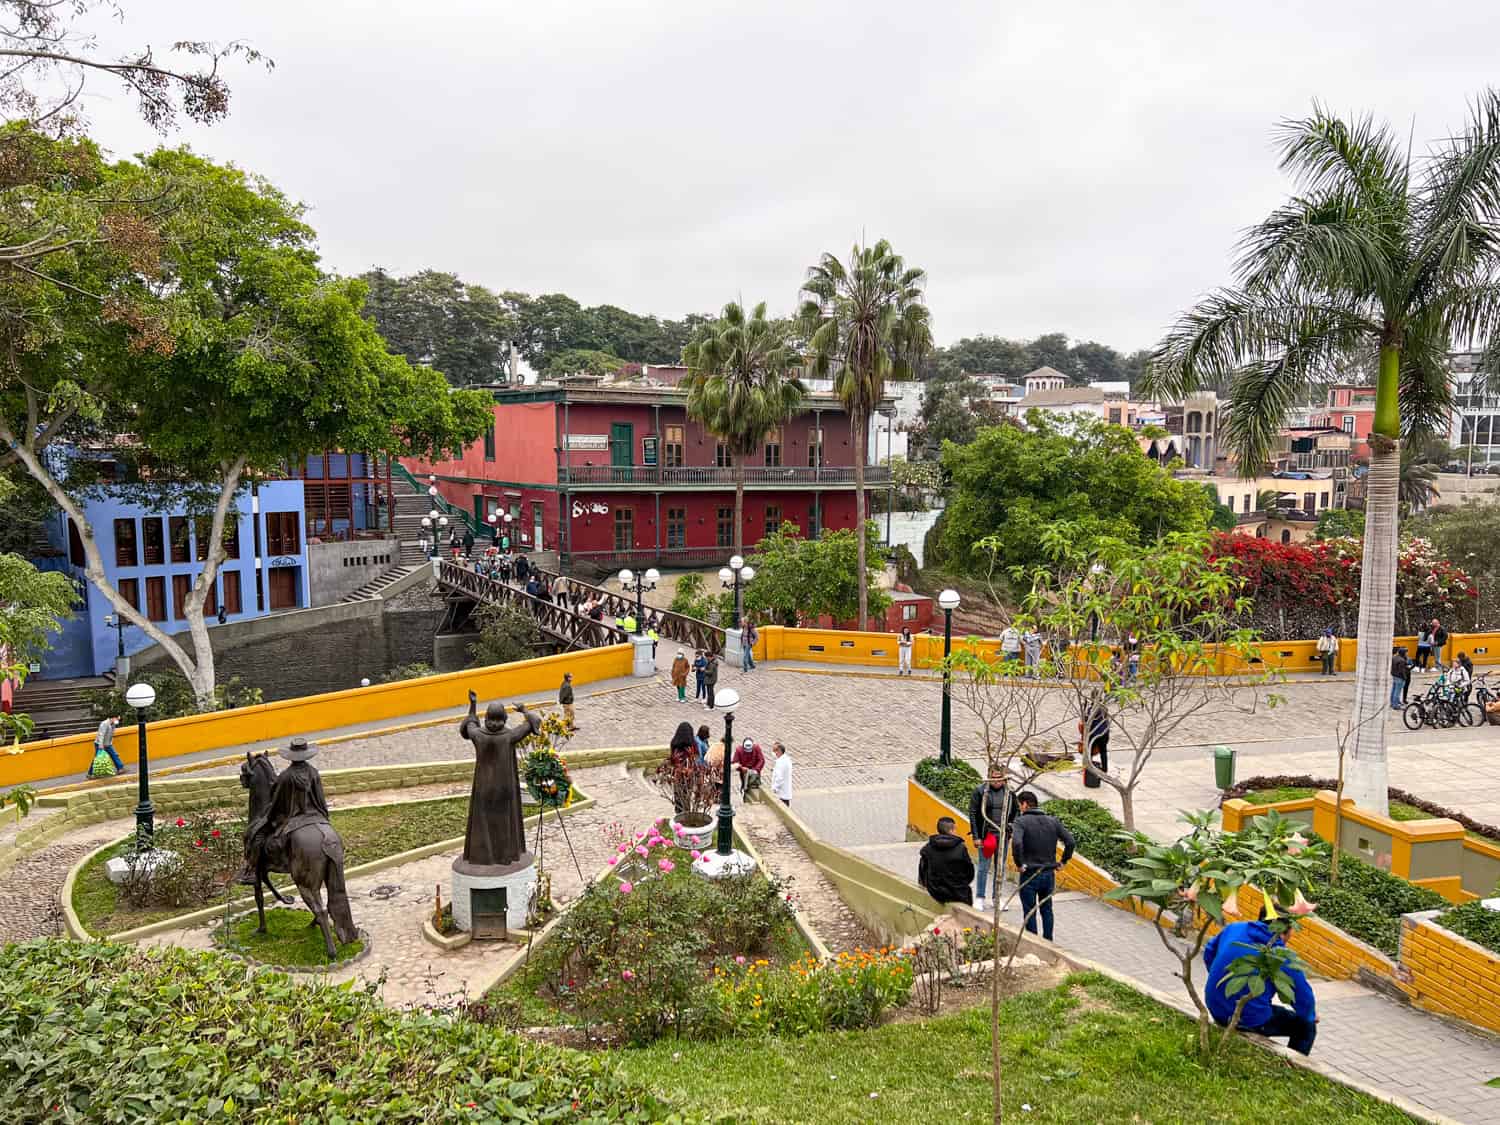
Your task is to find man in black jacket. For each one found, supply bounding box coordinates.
[1010,790,1075,941]
[918,817,975,906]
[968,766,1021,911]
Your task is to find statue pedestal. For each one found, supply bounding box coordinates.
[451,854,536,936]
[631,634,655,677]
[693,849,756,881]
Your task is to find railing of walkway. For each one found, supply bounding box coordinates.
[530,563,726,654]
[437,561,629,652]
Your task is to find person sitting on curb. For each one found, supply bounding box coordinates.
[732,736,764,798]
[1203,909,1318,1056]
[918,816,975,906]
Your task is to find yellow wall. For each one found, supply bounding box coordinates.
[3,644,633,788]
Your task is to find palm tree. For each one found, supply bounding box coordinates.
[682,301,805,568]
[1148,94,1500,815]
[1399,445,1441,513]
[798,240,932,629]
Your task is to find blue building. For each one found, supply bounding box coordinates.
[36,479,309,679]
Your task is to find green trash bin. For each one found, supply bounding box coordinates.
[1213,745,1236,790]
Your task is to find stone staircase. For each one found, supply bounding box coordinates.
[340,563,424,603]
[393,487,436,565]
[11,675,114,739]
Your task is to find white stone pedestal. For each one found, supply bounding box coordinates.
[723,628,744,667]
[631,634,655,677]
[693,849,756,880]
[451,855,536,933]
[105,848,180,885]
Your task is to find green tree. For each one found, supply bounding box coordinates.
[0,143,493,706]
[742,521,889,626]
[914,373,980,456]
[1150,95,1500,814]
[1202,484,1237,531]
[682,301,805,560]
[543,347,629,378]
[939,414,1212,579]
[1314,508,1366,540]
[86,669,262,723]
[1400,444,1441,513]
[359,269,514,387]
[467,602,542,667]
[0,553,78,743]
[668,572,734,624]
[1408,499,1500,628]
[800,239,932,629]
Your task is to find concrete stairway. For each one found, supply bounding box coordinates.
[11,675,114,739]
[393,488,436,565]
[340,564,423,603]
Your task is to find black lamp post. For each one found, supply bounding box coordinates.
[103,613,127,662]
[617,567,660,634]
[124,681,157,849]
[712,687,741,856]
[718,555,755,631]
[937,588,960,766]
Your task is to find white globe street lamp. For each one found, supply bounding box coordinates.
[937,589,961,764]
[123,682,158,848]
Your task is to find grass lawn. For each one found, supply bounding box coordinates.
[72,793,559,935]
[618,972,1414,1124]
[216,904,364,966]
[1241,787,1497,844]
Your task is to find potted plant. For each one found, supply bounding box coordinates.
[647,759,719,850]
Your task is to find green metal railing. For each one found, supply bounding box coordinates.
[391,462,483,537]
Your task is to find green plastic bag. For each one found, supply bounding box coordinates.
[88,747,117,779]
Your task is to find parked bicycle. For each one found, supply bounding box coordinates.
[1402,671,1475,730]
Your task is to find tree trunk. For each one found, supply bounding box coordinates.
[178,457,249,709]
[852,409,868,631]
[1346,344,1401,816]
[1118,787,1135,833]
[733,460,744,558]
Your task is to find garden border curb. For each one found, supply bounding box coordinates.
[62,793,596,943]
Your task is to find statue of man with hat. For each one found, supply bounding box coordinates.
[238,736,332,884]
[457,690,541,872]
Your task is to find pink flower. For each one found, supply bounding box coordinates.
[210,829,220,839]
[700,854,711,863]
[658,859,675,873]
[617,843,628,854]
[1287,890,1317,916]
[690,849,702,860]
[1286,832,1308,855]
[1376,853,1393,871]
[621,969,635,981]
[672,823,684,836]
[635,845,648,856]
[619,881,633,895]
[606,857,618,866]
[193,839,203,848]
[1222,887,1241,916]
[735,955,747,965]
[1181,883,1199,903]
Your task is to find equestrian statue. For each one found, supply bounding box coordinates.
[239,737,358,959]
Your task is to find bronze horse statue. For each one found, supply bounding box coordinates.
[239,750,358,960]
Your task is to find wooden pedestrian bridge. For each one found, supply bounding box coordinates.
[434,560,726,654]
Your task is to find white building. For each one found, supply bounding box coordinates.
[1449,351,1500,468]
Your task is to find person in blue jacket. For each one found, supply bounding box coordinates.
[1203,913,1318,1055]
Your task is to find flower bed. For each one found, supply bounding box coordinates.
[1226,773,1500,844]
[914,756,981,811]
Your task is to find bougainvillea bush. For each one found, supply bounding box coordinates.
[1209,532,1476,639]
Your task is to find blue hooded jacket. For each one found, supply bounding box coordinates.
[1203,920,1316,1029]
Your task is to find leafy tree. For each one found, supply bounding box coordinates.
[376,662,435,683]
[0,143,493,706]
[667,572,734,625]
[1150,95,1500,815]
[468,602,542,668]
[1202,484,1237,531]
[1314,508,1365,540]
[360,269,514,386]
[742,521,890,627]
[914,373,980,456]
[1408,500,1500,628]
[543,347,628,378]
[938,414,1212,579]
[0,553,77,743]
[86,669,261,723]
[683,301,805,560]
[800,239,932,629]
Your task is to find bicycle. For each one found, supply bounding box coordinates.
[1402,672,1470,730]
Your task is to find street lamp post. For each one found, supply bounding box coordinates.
[938,588,960,766]
[617,567,660,633]
[712,686,742,856]
[124,681,157,850]
[718,555,756,631]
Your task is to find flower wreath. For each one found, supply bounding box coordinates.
[522,748,573,806]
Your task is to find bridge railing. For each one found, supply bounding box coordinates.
[531,564,726,654]
[437,561,629,652]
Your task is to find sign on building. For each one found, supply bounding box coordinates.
[564,434,610,451]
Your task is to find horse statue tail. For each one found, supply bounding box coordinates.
[322,832,358,945]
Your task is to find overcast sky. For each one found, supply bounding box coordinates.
[83,0,1499,351]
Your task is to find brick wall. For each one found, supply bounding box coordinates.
[1400,913,1500,1034]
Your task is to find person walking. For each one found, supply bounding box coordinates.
[703,651,719,710]
[732,737,765,798]
[558,673,576,728]
[918,816,975,906]
[462,528,475,559]
[693,649,707,702]
[90,714,126,778]
[671,649,690,703]
[417,533,430,559]
[1000,623,1022,666]
[1204,913,1318,1055]
[1390,646,1409,711]
[1316,628,1338,676]
[449,530,462,560]
[742,621,757,672]
[514,553,529,584]
[968,765,1020,911]
[897,626,914,676]
[769,741,793,806]
[1010,790,1076,941]
[1083,695,1110,780]
[1402,645,1415,704]
[1415,623,1433,671]
[1432,618,1450,671]
[1023,627,1043,677]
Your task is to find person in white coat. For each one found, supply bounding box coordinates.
[769,741,793,806]
[897,627,914,675]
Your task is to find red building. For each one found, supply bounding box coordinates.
[402,382,891,569]
[1312,385,1376,462]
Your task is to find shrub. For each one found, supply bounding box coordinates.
[0,941,684,1122]
[1041,798,1136,881]
[914,756,982,811]
[1435,902,1500,957]
[87,670,261,721]
[1305,853,1448,957]
[375,661,434,683]
[119,811,242,910]
[699,949,912,1037]
[467,600,541,667]
[1227,774,1500,845]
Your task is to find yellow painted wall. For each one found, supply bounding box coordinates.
[3,644,633,788]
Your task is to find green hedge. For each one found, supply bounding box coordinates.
[0,941,691,1123]
[1040,799,1135,882]
[1435,901,1500,957]
[1304,854,1448,958]
[914,757,982,812]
